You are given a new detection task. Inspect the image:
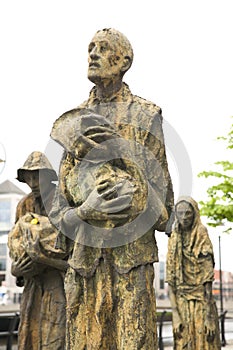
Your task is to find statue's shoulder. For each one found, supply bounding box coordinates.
[52,101,89,126]
[15,192,35,220]
[50,101,98,155]
[17,192,34,208]
[132,94,162,116]
[50,102,90,141]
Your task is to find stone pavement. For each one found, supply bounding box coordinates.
[223,339,233,349]
[164,339,233,349]
[0,299,232,350]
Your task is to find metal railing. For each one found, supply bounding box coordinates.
[157,309,173,349]
[0,312,19,350]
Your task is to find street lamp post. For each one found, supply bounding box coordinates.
[219,235,226,346]
[219,235,223,314]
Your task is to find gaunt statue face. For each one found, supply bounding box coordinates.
[176,201,194,230]
[87,29,133,85]
[23,170,40,194]
[23,170,51,196]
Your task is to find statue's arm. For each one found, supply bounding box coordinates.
[63,180,135,225]
[204,281,217,342]
[9,201,43,280]
[15,196,27,223]
[145,114,174,232]
[25,236,68,272]
[49,151,76,249]
[54,151,135,227]
[168,285,184,339]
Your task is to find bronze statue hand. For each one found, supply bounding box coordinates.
[204,315,216,343]
[84,125,118,143]
[172,309,184,339]
[76,124,118,159]
[78,180,135,221]
[11,252,34,277]
[22,228,68,271]
[23,228,42,262]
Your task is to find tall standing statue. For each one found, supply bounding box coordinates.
[166,196,221,350]
[50,28,174,349]
[8,151,67,350]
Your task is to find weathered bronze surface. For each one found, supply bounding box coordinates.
[166,197,221,350]
[8,151,67,350]
[50,28,174,349]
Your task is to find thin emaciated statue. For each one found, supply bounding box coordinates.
[8,151,68,350]
[50,28,174,350]
[166,196,221,350]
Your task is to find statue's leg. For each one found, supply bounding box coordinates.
[65,262,117,350]
[65,267,86,350]
[18,277,43,350]
[114,264,157,350]
[40,269,66,349]
[84,259,117,350]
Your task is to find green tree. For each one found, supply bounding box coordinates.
[198,120,233,232]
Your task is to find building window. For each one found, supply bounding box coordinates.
[0,201,11,224]
[0,243,7,256]
[0,274,5,285]
[159,261,165,289]
[0,231,9,237]
[0,259,6,271]
[13,293,22,304]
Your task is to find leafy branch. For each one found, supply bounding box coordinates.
[198,119,233,232]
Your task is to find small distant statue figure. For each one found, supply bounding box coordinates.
[8,151,67,350]
[166,196,221,350]
[50,28,174,349]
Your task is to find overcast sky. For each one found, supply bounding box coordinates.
[0,0,233,271]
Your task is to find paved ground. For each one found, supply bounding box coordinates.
[225,339,233,349]
[1,301,232,349]
[164,339,233,349]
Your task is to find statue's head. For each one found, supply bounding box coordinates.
[16,151,57,194]
[175,196,200,231]
[88,28,133,85]
[175,201,194,231]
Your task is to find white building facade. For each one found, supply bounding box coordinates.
[0,180,25,304]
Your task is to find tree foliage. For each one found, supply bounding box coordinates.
[198,119,233,232]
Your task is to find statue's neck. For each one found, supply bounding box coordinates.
[181,226,192,240]
[95,79,123,100]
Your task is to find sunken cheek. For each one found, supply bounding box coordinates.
[108,55,120,67]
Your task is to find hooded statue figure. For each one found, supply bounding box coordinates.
[16,151,57,181]
[8,151,68,350]
[166,196,221,350]
[15,151,57,218]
